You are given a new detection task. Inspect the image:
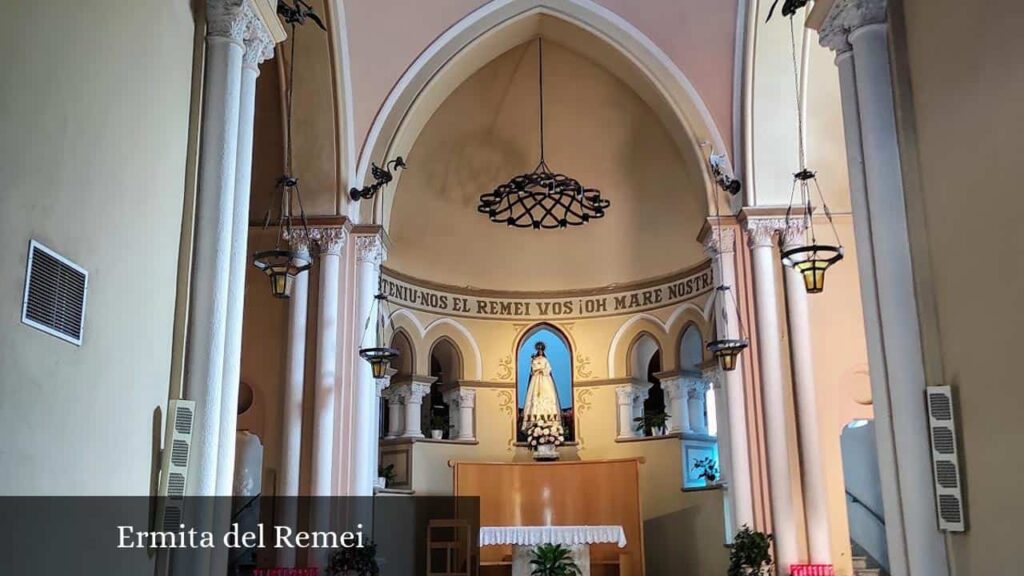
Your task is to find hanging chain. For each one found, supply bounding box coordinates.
[538,37,546,167]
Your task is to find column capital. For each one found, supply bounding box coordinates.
[242,12,276,69]
[207,0,251,44]
[703,227,737,257]
[309,227,347,256]
[779,219,808,251]
[817,0,888,54]
[744,218,787,248]
[354,233,387,266]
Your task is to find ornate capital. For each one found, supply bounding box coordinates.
[207,0,250,44]
[309,227,347,256]
[615,385,636,406]
[281,228,312,255]
[744,218,786,249]
[381,386,403,403]
[818,0,888,54]
[703,227,736,257]
[407,381,432,402]
[242,9,275,68]
[354,234,386,266]
[779,219,808,251]
[457,388,476,408]
[660,377,688,401]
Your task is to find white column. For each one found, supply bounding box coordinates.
[632,379,652,428]
[274,237,309,568]
[703,227,755,531]
[372,370,394,490]
[310,228,346,497]
[183,0,247,500]
[399,381,432,438]
[215,16,275,501]
[687,379,710,436]
[705,365,736,538]
[382,387,404,439]
[781,225,832,564]
[350,234,387,496]
[850,20,949,576]
[456,388,476,441]
[615,385,636,439]
[745,219,799,570]
[661,376,692,434]
[442,387,461,439]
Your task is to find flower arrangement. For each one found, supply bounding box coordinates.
[692,456,719,483]
[527,421,565,448]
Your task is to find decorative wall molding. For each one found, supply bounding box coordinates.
[743,217,788,248]
[381,263,714,321]
[354,233,387,265]
[308,227,347,255]
[207,0,249,43]
[703,227,736,256]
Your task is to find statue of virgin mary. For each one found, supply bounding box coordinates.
[521,342,563,431]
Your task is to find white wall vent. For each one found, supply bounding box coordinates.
[21,240,88,346]
[157,400,195,531]
[926,386,966,532]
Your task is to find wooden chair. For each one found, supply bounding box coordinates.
[427,519,472,576]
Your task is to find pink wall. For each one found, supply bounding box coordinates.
[343,0,738,164]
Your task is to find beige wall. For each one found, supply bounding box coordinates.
[893,1,1024,573]
[0,0,196,494]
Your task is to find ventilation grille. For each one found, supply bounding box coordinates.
[926,386,966,532]
[21,240,88,345]
[157,400,195,532]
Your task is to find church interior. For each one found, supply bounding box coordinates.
[2,1,1023,576]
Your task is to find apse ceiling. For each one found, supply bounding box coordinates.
[387,35,708,292]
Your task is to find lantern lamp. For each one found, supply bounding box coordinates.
[707,338,750,372]
[358,294,399,378]
[781,243,844,294]
[253,249,311,299]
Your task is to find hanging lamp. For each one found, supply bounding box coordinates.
[476,38,610,229]
[701,145,750,372]
[252,12,322,298]
[778,14,843,294]
[359,294,399,378]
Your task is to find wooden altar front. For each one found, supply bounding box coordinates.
[452,458,645,576]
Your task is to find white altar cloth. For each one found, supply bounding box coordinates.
[479,525,627,548]
[480,525,626,576]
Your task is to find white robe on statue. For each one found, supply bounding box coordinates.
[521,354,562,431]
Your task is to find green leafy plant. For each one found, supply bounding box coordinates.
[692,456,719,483]
[529,543,583,576]
[633,411,670,436]
[728,525,773,576]
[328,542,380,576]
[377,463,396,487]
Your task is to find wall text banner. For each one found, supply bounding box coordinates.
[381,266,713,321]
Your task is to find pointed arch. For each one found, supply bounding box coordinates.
[607,313,677,378]
[388,328,416,378]
[427,336,465,385]
[351,0,728,226]
[420,317,483,379]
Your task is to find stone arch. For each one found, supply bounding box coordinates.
[607,314,676,378]
[420,318,483,380]
[388,328,416,378]
[351,0,729,226]
[428,336,465,385]
[627,332,662,379]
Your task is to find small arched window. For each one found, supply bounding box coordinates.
[516,325,574,442]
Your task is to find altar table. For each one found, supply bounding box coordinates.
[480,525,627,576]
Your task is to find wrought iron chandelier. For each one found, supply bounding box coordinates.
[252,9,322,299]
[359,294,399,378]
[477,38,610,229]
[778,13,843,294]
[702,145,749,372]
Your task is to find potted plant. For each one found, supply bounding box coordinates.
[633,411,670,436]
[429,413,449,439]
[529,543,582,576]
[328,542,380,576]
[377,463,396,489]
[692,456,719,485]
[527,421,565,460]
[728,525,773,576]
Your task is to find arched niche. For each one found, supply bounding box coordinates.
[679,323,705,372]
[352,0,731,226]
[389,329,416,378]
[628,332,662,380]
[428,337,464,386]
[516,323,575,442]
[608,314,677,378]
[421,318,483,380]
